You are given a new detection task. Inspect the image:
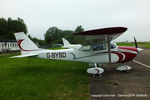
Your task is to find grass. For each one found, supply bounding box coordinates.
[117,42,150,48]
[0,53,89,100]
[50,47,66,50]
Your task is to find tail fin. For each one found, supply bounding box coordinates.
[14,32,39,54]
[62,38,71,47]
[62,38,82,49]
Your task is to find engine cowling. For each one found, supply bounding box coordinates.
[87,68,104,75]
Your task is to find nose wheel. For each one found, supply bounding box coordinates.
[116,65,132,72]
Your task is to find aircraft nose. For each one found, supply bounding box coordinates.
[137,48,143,52]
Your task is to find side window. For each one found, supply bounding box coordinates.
[92,39,106,51]
[79,45,91,51]
[79,40,91,51]
[93,44,106,50]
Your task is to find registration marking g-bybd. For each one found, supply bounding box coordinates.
[47,52,66,58]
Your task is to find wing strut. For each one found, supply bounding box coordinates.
[107,35,111,64]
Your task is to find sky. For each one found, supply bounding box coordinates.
[0,0,150,42]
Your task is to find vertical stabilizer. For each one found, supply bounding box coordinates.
[62,38,82,49]
[14,32,39,54]
[62,38,71,47]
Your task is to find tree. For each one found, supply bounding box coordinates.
[28,34,45,45]
[44,26,85,44]
[0,18,8,38]
[61,30,74,43]
[44,27,62,44]
[75,25,84,33]
[0,17,28,40]
[74,25,85,44]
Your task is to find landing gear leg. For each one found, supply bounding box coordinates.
[94,63,98,68]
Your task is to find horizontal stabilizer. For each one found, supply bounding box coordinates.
[10,53,38,58]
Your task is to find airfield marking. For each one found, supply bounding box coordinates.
[133,60,150,69]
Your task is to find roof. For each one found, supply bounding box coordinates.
[74,27,127,35]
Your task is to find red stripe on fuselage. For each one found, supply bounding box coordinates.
[118,46,137,52]
[111,52,124,63]
[111,51,136,63]
[96,50,137,63]
[120,52,136,62]
[117,46,138,62]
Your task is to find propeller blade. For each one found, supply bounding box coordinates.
[134,37,138,48]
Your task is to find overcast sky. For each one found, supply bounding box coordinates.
[0,0,150,42]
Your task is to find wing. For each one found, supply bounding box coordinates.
[75,27,127,41]
[10,53,38,58]
[75,27,128,63]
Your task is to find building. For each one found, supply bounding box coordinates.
[0,40,19,53]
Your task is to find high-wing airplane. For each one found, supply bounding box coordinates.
[62,38,82,49]
[11,27,143,75]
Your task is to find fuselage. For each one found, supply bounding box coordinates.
[36,46,138,64]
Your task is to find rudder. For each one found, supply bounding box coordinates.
[14,32,39,54]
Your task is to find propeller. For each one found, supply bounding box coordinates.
[134,37,143,51]
[134,37,138,48]
[133,37,143,60]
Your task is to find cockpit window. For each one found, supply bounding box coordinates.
[92,39,106,51]
[79,45,91,51]
[79,40,91,51]
[93,44,106,50]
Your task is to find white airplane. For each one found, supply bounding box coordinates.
[11,27,143,75]
[62,38,82,49]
